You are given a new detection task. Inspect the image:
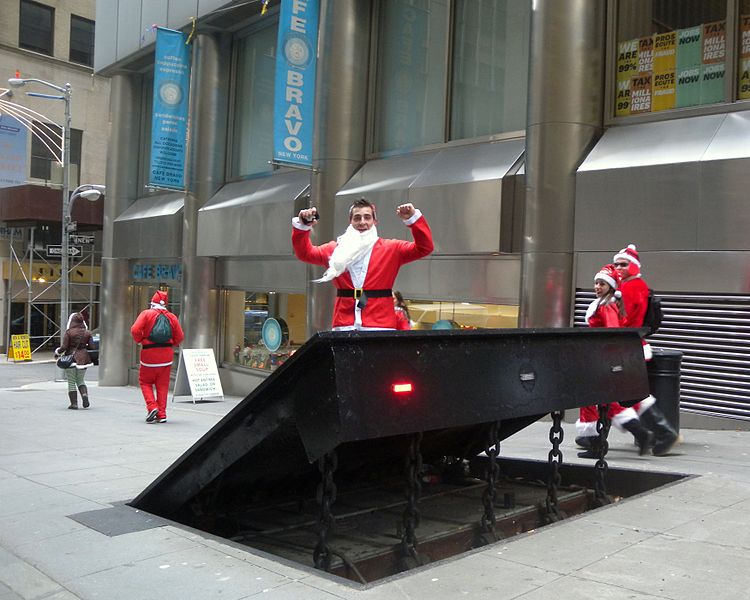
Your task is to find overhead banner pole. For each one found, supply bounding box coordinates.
[273,0,319,168]
[149,27,191,190]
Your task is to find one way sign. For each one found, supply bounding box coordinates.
[46,245,82,258]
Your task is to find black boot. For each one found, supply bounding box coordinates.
[79,385,89,408]
[67,391,78,410]
[575,436,593,449]
[577,436,602,459]
[622,419,655,456]
[641,405,678,456]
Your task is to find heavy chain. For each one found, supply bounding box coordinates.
[545,411,565,522]
[480,421,501,539]
[593,404,611,507]
[401,432,423,566]
[313,451,338,571]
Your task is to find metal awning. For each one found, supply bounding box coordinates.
[336,139,525,255]
[112,192,183,259]
[576,112,750,252]
[197,170,310,257]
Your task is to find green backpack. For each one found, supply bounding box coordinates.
[148,312,173,344]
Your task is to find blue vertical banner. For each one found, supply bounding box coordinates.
[273,0,319,167]
[150,27,191,189]
[0,116,28,188]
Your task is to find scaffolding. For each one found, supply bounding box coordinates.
[4,225,100,356]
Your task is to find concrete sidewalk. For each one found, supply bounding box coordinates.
[1,375,750,600]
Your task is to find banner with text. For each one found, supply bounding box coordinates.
[739,15,750,100]
[0,116,28,188]
[273,0,319,167]
[149,28,191,190]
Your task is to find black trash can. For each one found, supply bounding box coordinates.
[645,348,682,434]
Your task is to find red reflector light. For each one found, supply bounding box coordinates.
[392,383,413,394]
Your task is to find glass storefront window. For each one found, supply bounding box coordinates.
[406,299,518,330]
[740,1,750,99]
[231,24,277,177]
[615,1,728,116]
[450,0,530,140]
[374,0,450,151]
[223,290,306,372]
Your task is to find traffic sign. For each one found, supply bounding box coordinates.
[46,245,83,258]
[69,234,95,245]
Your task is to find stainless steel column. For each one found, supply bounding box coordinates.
[519,0,606,327]
[99,74,140,385]
[181,33,228,348]
[307,0,372,335]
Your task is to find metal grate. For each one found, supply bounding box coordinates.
[574,291,750,422]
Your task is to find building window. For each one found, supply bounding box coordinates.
[373,0,530,153]
[615,0,728,116]
[374,0,449,152]
[19,0,54,56]
[70,15,95,66]
[30,121,82,187]
[450,0,529,140]
[230,24,277,178]
[223,291,306,372]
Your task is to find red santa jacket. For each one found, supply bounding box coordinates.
[292,214,433,329]
[619,276,649,327]
[586,299,621,328]
[130,308,185,366]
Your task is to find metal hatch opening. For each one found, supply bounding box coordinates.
[130,329,687,585]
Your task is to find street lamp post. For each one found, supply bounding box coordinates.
[7,78,103,343]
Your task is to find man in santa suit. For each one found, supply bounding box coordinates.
[613,244,678,455]
[292,198,433,330]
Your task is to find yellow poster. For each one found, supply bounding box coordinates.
[740,16,750,100]
[10,334,32,361]
[652,31,676,111]
[616,39,639,116]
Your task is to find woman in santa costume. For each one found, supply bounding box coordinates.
[292,198,433,330]
[575,264,655,458]
[613,244,679,456]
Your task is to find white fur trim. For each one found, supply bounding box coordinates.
[292,216,312,231]
[403,209,422,226]
[613,250,641,267]
[575,419,598,438]
[594,272,617,289]
[611,407,639,429]
[636,394,656,415]
[643,342,653,361]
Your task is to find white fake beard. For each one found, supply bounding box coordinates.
[313,225,379,283]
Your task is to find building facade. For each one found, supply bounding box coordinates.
[95,0,750,426]
[0,0,110,351]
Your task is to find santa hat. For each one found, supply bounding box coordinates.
[594,264,621,291]
[613,244,641,267]
[151,290,168,306]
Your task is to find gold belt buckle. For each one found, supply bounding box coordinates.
[353,288,363,299]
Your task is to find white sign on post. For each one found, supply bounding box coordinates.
[173,348,224,403]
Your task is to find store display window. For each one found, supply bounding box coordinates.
[615,1,728,116]
[405,298,519,330]
[223,290,306,372]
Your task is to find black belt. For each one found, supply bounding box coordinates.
[142,342,172,349]
[336,288,392,309]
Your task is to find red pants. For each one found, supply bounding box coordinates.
[138,365,171,419]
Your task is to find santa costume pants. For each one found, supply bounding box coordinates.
[138,365,171,419]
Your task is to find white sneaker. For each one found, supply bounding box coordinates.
[145,408,158,423]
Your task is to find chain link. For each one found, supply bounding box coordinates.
[545,411,565,522]
[593,404,611,507]
[401,432,423,565]
[313,451,338,571]
[480,421,501,539]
